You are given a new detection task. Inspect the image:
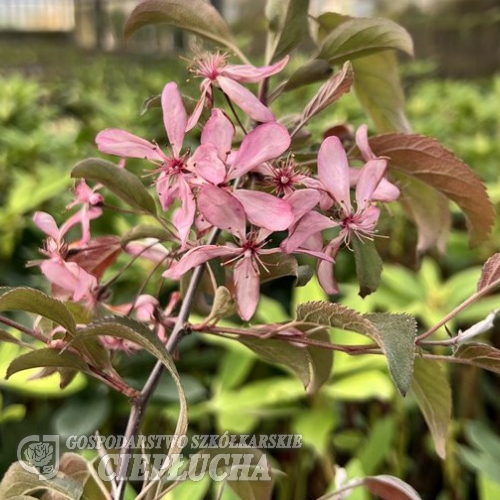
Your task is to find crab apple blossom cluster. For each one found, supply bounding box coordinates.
[32,52,400,333]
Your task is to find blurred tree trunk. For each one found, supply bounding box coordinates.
[94,0,105,50]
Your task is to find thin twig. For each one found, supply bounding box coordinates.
[0,314,47,343]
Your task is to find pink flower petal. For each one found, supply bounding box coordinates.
[172,177,196,248]
[201,108,235,161]
[355,124,376,161]
[33,212,60,241]
[285,189,321,222]
[163,245,238,280]
[228,122,291,179]
[222,56,289,84]
[186,87,208,132]
[234,257,260,321]
[191,144,227,185]
[162,82,187,158]
[355,159,387,211]
[349,168,400,202]
[318,136,351,214]
[197,185,247,239]
[124,239,171,264]
[217,76,275,124]
[96,129,165,162]
[317,236,343,295]
[232,190,293,231]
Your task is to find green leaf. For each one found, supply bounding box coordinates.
[352,51,411,133]
[72,158,157,215]
[366,313,416,396]
[265,0,310,62]
[58,453,91,487]
[292,406,336,455]
[206,286,236,322]
[358,416,395,475]
[0,329,33,349]
[0,287,76,334]
[124,0,235,51]
[74,317,188,455]
[411,359,451,459]
[465,421,500,463]
[258,253,300,284]
[370,134,495,246]
[238,327,333,394]
[121,224,172,247]
[318,17,413,64]
[454,343,500,374]
[6,349,89,379]
[352,238,383,297]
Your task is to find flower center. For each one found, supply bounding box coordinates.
[192,52,227,81]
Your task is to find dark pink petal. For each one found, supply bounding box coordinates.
[234,257,260,321]
[156,173,178,211]
[96,129,165,162]
[221,56,289,84]
[355,124,376,161]
[233,190,293,231]
[197,185,247,239]
[191,144,227,185]
[186,86,208,132]
[285,189,321,222]
[228,122,291,179]
[349,168,400,202]
[283,211,337,254]
[33,212,60,241]
[162,82,187,158]
[172,177,196,248]
[201,108,235,161]
[318,136,351,214]
[64,206,103,245]
[355,159,387,211]
[163,245,238,280]
[217,76,275,124]
[317,236,343,295]
[124,239,171,264]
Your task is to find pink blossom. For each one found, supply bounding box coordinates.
[187,52,289,129]
[96,82,195,247]
[32,212,97,303]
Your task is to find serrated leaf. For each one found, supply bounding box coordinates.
[352,238,383,297]
[121,225,172,247]
[239,327,333,394]
[265,0,310,62]
[478,254,500,292]
[0,287,76,334]
[124,0,235,50]
[370,134,495,246]
[353,50,411,133]
[74,318,187,455]
[366,313,417,396]
[72,158,157,215]
[301,61,353,124]
[318,16,414,64]
[0,329,33,349]
[273,59,332,98]
[454,343,500,374]
[364,475,421,500]
[6,349,88,380]
[398,175,451,254]
[411,359,451,459]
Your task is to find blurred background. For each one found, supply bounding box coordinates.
[1,1,500,499]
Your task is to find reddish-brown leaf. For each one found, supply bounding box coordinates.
[455,343,500,375]
[370,134,494,246]
[478,253,500,292]
[364,475,422,500]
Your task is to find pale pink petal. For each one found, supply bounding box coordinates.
[172,177,196,248]
[318,136,351,214]
[283,211,337,254]
[33,212,60,240]
[285,189,321,222]
[186,80,211,132]
[156,173,178,211]
[355,205,380,234]
[134,295,159,322]
[234,257,260,321]
[63,206,103,245]
[233,190,293,231]
[317,236,343,295]
[163,245,238,280]
[217,76,275,123]
[197,185,247,239]
[201,108,235,161]
[355,124,376,161]
[125,239,171,264]
[162,82,187,158]
[191,144,227,185]
[228,122,290,179]
[70,263,98,302]
[349,168,400,203]
[221,56,289,84]
[355,159,387,211]
[96,129,165,162]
